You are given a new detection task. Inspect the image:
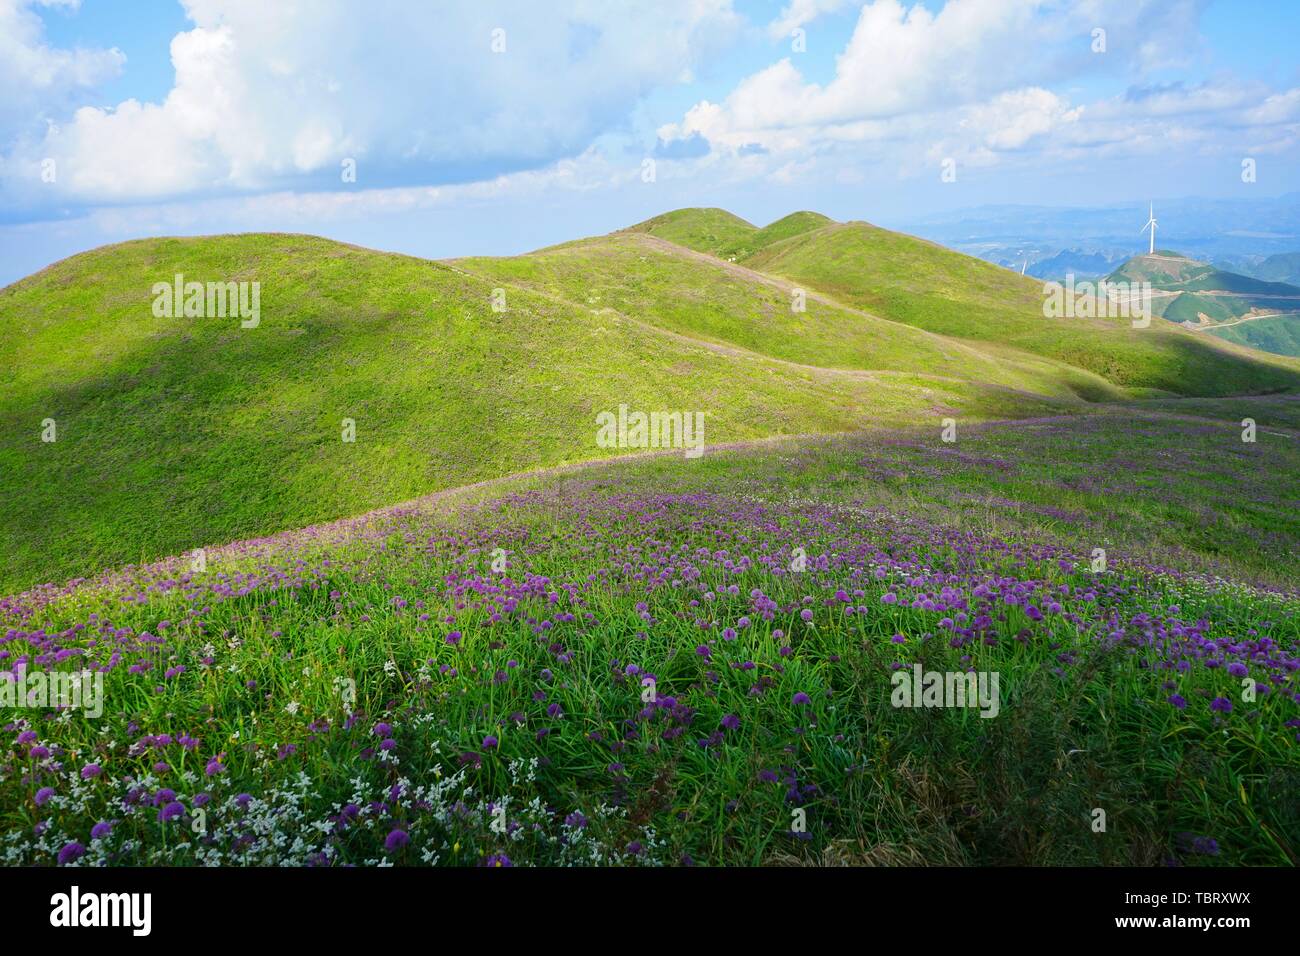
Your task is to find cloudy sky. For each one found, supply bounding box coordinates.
[1,0,1298,282]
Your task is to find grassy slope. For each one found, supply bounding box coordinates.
[1111,253,1300,297]
[733,222,1300,395]
[1111,254,1300,357]
[719,211,832,260]
[4,396,1295,866]
[456,232,1124,401]
[1207,315,1300,356]
[619,207,756,258]
[0,233,1059,594]
[6,210,1299,592]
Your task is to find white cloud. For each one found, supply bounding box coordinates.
[1,0,741,210]
[0,0,124,134]
[961,88,1083,151]
[1243,89,1300,127]
[659,0,1297,183]
[766,0,855,39]
[662,0,1052,151]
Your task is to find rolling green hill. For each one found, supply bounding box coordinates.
[715,218,1300,393]
[1108,253,1300,357]
[619,207,756,258]
[623,208,834,262]
[1109,252,1300,297]
[4,212,1299,594]
[456,231,1124,401]
[0,232,1059,594]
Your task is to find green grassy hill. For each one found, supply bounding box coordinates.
[4,212,1299,594]
[1206,314,1300,355]
[727,220,1300,393]
[1109,253,1300,356]
[0,232,1059,594]
[624,209,834,262]
[456,231,1124,401]
[4,216,1299,870]
[1110,252,1300,297]
[619,207,756,258]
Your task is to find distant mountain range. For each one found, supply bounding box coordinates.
[1218,251,1300,286]
[903,194,1300,281]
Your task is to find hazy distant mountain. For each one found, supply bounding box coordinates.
[901,194,1300,280]
[1230,251,1300,286]
[1023,249,1125,280]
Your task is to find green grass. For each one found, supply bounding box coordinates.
[457,232,1124,401]
[2,403,1296,866]
[1112,254,1300,357]
[1207,315,1300,356]
[735,221,1300,394]
[4,210,1298,600]
[0,232,1068,595]
[620,207,758,257]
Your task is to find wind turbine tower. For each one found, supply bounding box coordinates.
[1141,203,1158,256]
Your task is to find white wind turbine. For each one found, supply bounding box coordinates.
[1140,202,1158,256]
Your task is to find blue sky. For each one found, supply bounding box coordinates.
[2,0,1298,283]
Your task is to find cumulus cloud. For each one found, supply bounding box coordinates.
[0,0,124,134]
[658,0,1297,181]
[1,0,741,211]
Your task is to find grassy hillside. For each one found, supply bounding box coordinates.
[456,232,1124,401]
[1110,254,1300,357]
[2,214,1298,870]
[625,209,834,262]
[5,211,1299,594]
[1207,314,1300,356]
[1111,253,1300,297]
[620,207,756,257]
[0,233,1058,594]
[737,221,1300,394]
[4,400,1296,866]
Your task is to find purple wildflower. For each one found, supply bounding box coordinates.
[57,842,85,865]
